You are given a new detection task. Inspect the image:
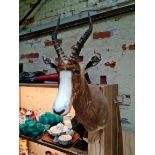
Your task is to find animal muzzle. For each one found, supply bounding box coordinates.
[53,108,65,115]
[52,71,72,116]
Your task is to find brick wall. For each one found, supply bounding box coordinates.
[19,0,135,131]
[19,0,133,28]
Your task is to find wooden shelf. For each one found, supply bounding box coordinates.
[20,135,87,155]
[19,83,106,88]
[19,83,58,88]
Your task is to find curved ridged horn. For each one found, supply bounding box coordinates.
[72,12,93,57]
[51,16,65,58]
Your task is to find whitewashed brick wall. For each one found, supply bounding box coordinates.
[19,0,135,131]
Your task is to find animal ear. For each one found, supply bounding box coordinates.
[85,51,101,70]
[42,55,58,73]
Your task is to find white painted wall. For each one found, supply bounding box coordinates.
[20,12,135,130]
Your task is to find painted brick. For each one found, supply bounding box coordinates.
[121,118,131,124]
[122,44,135,51]
[43,10,57,17]
[64,0,78,7]
[71,2,87,11]
[128,44,135,50]
[93,31,112,39]
[125,94,131,99]
[35,13,46,21]
[114,16,121,21]
[54,0,66,8]
[40,17,54,25]
[44,40,53,46]
[21,17,35,26]
[28,59,33,63]
[44,39,62,47]
[104,61,116,68]
[20,53,39,59]
[100,75,107,84]
[122,44,127,50]
[56,39,62,45]
[63,11,72,17]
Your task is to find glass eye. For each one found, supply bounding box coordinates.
[73,69,80,75]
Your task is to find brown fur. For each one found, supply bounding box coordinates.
[57,57,109,141]
[72,66,109,132]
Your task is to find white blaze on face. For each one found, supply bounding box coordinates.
[53,71,72,116]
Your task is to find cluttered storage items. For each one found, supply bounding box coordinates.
[19,84,122,155]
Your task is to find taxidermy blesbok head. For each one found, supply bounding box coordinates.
[43,13,108,134]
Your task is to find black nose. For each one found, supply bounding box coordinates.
[53,109,65,115]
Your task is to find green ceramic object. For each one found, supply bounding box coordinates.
[19,119,48,138]
[39,112,63,126]
[19,112,63,138]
